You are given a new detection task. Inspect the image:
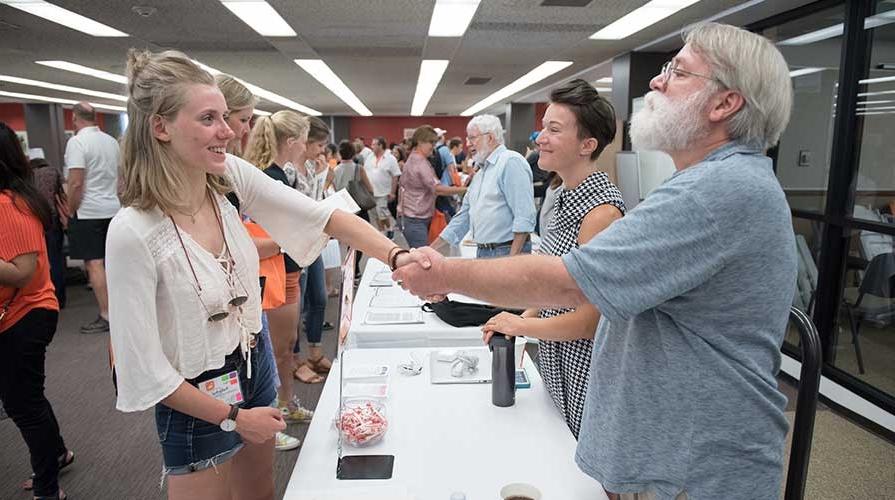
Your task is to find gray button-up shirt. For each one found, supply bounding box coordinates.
[563,141,797,499]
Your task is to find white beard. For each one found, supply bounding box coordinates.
[630,88,713,153]
[472,145,494,165]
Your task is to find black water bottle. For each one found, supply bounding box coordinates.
[488,333,515,407]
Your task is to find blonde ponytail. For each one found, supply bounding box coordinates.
[244,111,309,169]
[244,116,278,169]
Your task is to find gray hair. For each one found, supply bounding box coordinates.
[684,22,792,149]
[467,114,505,145]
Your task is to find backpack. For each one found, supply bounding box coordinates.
[428,144,454,214]
[428,144,447,180]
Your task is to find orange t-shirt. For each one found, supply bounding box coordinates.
[0,192,58,333]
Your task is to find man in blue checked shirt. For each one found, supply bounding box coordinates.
[432,115,536,258]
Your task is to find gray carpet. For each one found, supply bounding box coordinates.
[0,282,336,500]
[1,280,893,499]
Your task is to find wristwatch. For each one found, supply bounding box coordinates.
[220,404,239,432]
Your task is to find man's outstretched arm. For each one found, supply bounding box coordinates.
[393,247,590,310]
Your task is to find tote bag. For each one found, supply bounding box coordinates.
[347,164,376,210]
[427,209,447,244]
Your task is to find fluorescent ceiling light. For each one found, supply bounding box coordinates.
[0,90,126,112]
[596,77,612,84]
[220,1,295,37]
[857,110,895,116]
[789,67,824,78]
[411,60,449,116]
[0,0,127,36]
[35,60,128,84]
[428,0,481,37]
[294,59,372,116]
[777,25,843,46]
[0,75,127,101]
[590,0,701,40]
[253,109,271,116]
[594,87,611,92]
[461,61,573,116]
[192,60,321,116]
[778,11,895,46]
[857,100,895,105]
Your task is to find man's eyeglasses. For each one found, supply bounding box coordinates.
[466,133,489,144]
[659,61,723,86]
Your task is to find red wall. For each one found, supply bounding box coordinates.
[347,109,548,147]
[534,102,548,132]
[0,103,26,131]
[348,116,471,146]
[0,103,108,132]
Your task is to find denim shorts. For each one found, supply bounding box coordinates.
[154,333,277,476]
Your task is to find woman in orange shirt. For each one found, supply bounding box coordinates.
[0,121,71,500]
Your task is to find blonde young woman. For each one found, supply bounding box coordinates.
[215,74,255,157]
[243,112,320,425]
[108,49,426,500]
[216,75,301,451]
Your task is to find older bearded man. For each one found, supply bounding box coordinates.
[432,115,536,257]
[395,23,796,500]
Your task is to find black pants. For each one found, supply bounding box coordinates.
[0,308,66,497]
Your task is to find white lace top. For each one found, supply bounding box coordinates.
[108,154,359,411]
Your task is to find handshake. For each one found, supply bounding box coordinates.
[390,246,453,301]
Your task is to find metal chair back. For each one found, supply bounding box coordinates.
[785,306,823,500]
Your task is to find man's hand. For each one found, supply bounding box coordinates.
[392,247,449,298]
[481,312,526,344]
[315,154,328,174]
[393,247,433,271]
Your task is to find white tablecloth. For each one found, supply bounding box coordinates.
[346,258,488,349]
[284,347,605,500]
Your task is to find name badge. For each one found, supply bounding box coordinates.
[197,370,244,406]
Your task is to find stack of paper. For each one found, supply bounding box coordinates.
[364,308,424,325]
[369,270,394,287]
[369,287,422,308]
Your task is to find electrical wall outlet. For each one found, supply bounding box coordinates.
[798,149,812,167]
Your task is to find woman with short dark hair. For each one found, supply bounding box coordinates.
[482,79,625,438]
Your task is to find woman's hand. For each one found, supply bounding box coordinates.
[235,406,286,444]
[315,154,328,174]
[482,312,526,344]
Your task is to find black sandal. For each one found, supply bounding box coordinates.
[22,450,74,491]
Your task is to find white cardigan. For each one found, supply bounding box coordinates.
[108,154,358,412]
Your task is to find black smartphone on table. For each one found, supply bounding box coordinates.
[336,455,395,480]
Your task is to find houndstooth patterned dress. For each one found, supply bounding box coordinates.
[537,171,625,438]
